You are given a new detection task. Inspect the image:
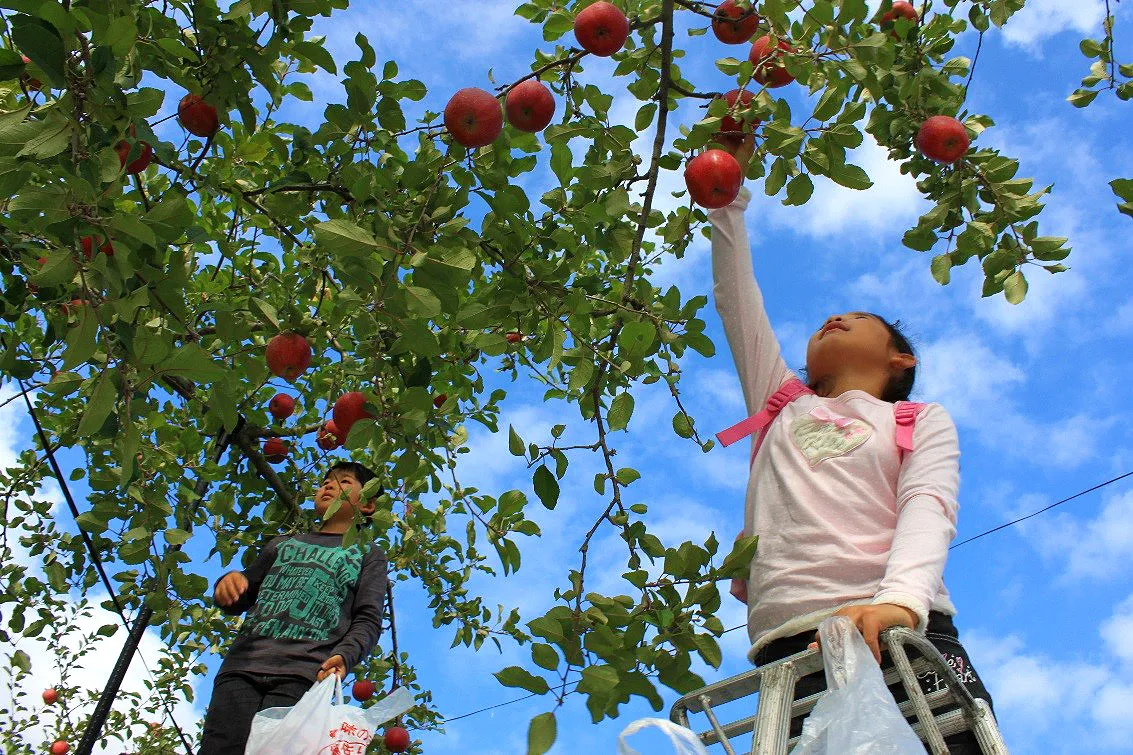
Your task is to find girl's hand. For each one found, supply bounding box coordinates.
[716,133,755,173]
[808,603,919,664]
[317,654,347,681]
[214,571,249,607]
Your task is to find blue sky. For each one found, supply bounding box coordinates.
[4,1,1133,753]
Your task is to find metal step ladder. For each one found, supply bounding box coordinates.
[670,625,1009,754]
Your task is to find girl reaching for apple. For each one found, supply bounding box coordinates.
[709,135,995,752]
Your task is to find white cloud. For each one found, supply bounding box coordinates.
[963,594,1133,752]
[999,0,1107,53]
[750,137,927,240]
[1015,489,1133,582]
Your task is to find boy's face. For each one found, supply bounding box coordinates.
[314,468,374,520]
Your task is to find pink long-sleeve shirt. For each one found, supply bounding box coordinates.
[709,188,959,663]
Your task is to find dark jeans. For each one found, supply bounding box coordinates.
[198,670,313,755]
[753,611,995,754]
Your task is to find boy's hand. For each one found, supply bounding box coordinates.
[214,571,249,607]
[317,654,347,681]
[808,603,919,664]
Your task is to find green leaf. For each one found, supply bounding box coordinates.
[694,633,723,669]
[404,285,441,318]
[718,534,759,578]
[313,219,386,257]
[77,372,117,437]
[672,412,693,438]
[783,174,814,205]
[494,665,550,694]
[11,649,31,675]
[527,712,557,755]
[615,467,640,485]
[607,393,634,432]
[1003,271,1028,304]
[618,321,656,361]
[635,103,657,132]
[533,465,559,509]
[531,643,559,671]
[62,307,98,370]
[11,15,65,89]
[828,162,873,190]
[930,254,952,286]
[1067,89,1099,108]
[509,425,525,456]
[160,345,227,383]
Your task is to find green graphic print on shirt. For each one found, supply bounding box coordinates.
[243,539,362,642]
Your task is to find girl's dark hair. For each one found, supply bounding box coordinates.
[870,313,916,403]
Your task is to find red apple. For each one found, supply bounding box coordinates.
[685,149,743,209]
[265,333,312,381]
[505,79,556,133]
[432,393,447,408]
[80,235,114,260]
[332,392,374,438]
[573,1,630,57]
[383,726,410,753]
[881,1,919,27]
[268,393,295,420]
[351,678,376,701]
[443,88,503,148]
[42,688,58,704]
[20,55,41,91]
[50,742,69,755]
[712,0,760,45]
[317,420,343,450]
[263,438,289,463]
[177,94,220,138]
[116,126,153,175]
[505,332,523,344]
[916,115,970,164]
[715,89,759,148]
[749,35,795,88]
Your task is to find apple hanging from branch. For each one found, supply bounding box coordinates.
[177,94,220,138]
[444,88,504,148]
[317,420,343,450]
[263,438,289,463]
[712,0,760,45]
[685,149,743,209]
[916,116,970,164]
[265,333,312,381]
[505,79,556,133]
[268,393,295,421]
[749,35,795,88]
[573,1,629,57]
[332,392,375,438]
[383,726,410,753]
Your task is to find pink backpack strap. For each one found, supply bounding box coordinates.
[894,401,927,453]
[716,379,814,462]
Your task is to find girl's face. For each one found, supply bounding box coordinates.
[805,312,908,385]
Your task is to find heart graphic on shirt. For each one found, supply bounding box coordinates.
[789,410,873,466]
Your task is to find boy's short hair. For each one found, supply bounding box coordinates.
[322,461,383,498]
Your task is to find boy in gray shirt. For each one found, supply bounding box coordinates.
[199,462,389,754]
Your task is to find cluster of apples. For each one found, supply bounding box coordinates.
[112,92,219,176]
[261,333,387,464]
[681,0,971,210]
[442,1,629,148]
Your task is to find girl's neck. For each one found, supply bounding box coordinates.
[809,371,887,401]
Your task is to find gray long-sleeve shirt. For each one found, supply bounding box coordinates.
[215,532,388,680]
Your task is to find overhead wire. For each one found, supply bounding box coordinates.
[442,469,1133,722]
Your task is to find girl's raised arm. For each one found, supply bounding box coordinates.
[708,187,794,417]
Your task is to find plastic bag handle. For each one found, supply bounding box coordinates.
[331,675,344,706]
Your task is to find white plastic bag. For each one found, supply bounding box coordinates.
[245,675,414,755]
[789,616,924,755]
[616,717,710,755]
